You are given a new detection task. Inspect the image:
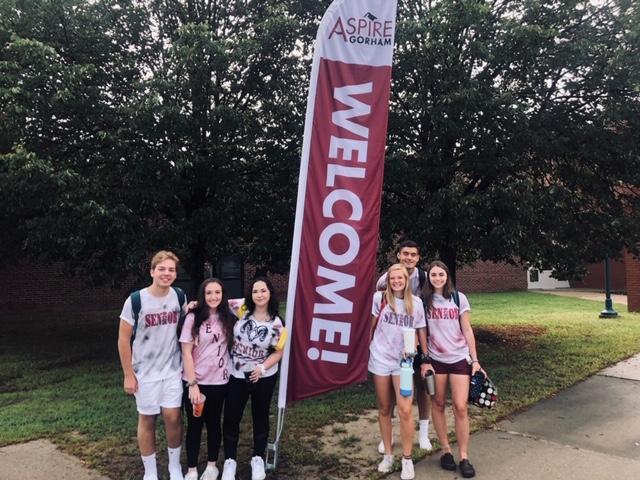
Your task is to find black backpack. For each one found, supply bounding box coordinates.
[417,267,426,291]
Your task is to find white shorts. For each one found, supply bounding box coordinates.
[134,374,183,415]
[368,355,402,377]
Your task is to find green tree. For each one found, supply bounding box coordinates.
[0,0,314,289]
[382,0,640,281]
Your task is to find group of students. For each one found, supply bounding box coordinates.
[117,245,481,480]
[370,240,482,479]
[117,250,286,480]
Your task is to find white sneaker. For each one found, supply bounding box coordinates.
[378,454,394,473]
[419,427,433,451]
[250,456,266,480]
[377,438,394,454]
[400,457,415,480]
[221,459,237,480]
[200,465,219,480]
[169,468,184,480]
[184,472,198,480]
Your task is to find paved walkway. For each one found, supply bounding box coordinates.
[0,439,111,480]
[391,353,640,480]
[530,288,628,306]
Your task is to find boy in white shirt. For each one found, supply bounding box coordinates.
[117,251,186,480]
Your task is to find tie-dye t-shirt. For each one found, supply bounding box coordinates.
[230,314,285,379]
[179,312,231,385]
[120,288,183,383]
[426,292,471,364]
[369,292,426,370]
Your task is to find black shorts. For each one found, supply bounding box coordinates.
[431,358,471,376]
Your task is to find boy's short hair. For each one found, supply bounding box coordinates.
[150,250,180,269]
[397,240,420,254]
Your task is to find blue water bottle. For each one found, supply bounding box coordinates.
[400,358,413,397]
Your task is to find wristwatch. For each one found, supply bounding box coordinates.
[187,379,198,387]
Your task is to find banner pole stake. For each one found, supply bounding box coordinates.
[266,407,286,471]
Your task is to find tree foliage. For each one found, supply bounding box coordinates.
[384,0,640,280]
[1,0,639,289]
[0,0,318,288]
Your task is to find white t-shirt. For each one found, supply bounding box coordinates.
[426,292,471,364]
[376,268,423,296]
[369,292,426,369]
[229,314,286,379]
[120,287,184,383]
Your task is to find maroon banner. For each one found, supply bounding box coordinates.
[286,61,392,402]
[279,0,398,406]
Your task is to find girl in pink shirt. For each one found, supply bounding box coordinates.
[423,260,483,479]
[180,278,236,480]
[369,264,429,480]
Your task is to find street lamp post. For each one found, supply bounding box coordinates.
[599,256,619,318]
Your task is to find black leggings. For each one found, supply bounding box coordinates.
[183,382,228,467]
[223,374,277,460]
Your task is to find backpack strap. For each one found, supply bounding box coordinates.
[417,267,426,291]
[451,289,460,309]
[130,290,142,344]
[371,293,388,337]
[172,286,187,338]
[451,289,462,330]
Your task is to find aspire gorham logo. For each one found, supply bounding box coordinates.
[328,11,394,46]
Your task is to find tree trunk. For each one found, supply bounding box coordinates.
[440,243,457,287]
[188,241,206,296]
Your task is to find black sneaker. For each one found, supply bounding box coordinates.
[440,452,456,471]
[459,459,476,478]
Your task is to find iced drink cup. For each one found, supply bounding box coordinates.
[192,393,206,418]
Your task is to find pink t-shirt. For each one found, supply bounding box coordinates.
[426,292,471,364]
[369,292,426,370]
[179,312,231,385]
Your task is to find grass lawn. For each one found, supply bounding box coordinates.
[0,292,639,479]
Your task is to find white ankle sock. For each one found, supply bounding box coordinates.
[168,446,182,470]
[141,452,158,478]
[419,419,429,432]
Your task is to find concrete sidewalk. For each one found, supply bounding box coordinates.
[391,354,640,480]
[0,439,111,480]
[530,288,628,306]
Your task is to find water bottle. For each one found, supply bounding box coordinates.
[400,358,413,397]
[423,370,436,396]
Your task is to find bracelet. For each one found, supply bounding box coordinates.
[418,353,431,365]
[471,360,480,364]
[187,380,198,387]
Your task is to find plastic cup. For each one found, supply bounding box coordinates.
[192,393,206,418]
[242,363,256,383]
[403,327,416,355]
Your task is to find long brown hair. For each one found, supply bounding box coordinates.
[424,260,455,312]
[385,263,414,315]
[192,278,236,348]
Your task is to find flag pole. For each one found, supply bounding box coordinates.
[266,3,326,470]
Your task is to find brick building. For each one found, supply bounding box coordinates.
[0,259,526,313]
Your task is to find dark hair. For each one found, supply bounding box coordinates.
[244,276,281,321]
[423,260,455,312]
[397,240,420,254]
[192,278,236,347]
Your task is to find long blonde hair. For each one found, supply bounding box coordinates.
[385,263,413,315]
